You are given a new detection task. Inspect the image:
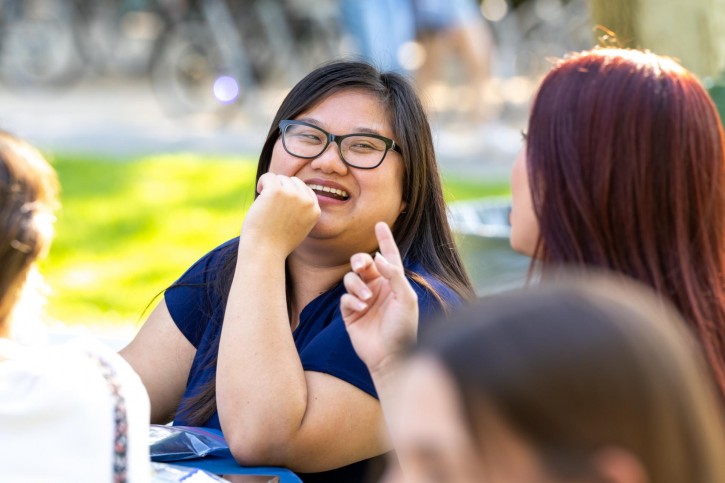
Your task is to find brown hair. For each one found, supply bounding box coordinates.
[0,131,58,331]
[177,60,474,425]
[424,276,725,483]
[525,48,725,401]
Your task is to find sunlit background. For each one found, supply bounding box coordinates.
[1,0,723,343]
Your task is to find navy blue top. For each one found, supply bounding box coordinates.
[165,238,461,482]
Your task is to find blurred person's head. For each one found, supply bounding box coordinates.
[254,60,473,301]
[387,277,725,483]
[0,131,57,336]
[509,48,725,400]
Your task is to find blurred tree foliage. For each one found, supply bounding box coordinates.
[590,0,639,47]
[588,0,725,77]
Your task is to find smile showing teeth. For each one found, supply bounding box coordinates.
[307,183,350,200]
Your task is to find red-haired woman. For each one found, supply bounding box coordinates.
[509,48,725,400]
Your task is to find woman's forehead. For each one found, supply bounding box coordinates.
[296,89,394,136]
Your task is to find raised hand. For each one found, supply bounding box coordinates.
[240,173,321,256]
[341,222,419,375]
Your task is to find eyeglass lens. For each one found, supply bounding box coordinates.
[283,123,388,168]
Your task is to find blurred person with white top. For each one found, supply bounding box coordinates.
[0,131,150,482]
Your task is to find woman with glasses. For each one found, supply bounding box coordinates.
[121,60,474,481]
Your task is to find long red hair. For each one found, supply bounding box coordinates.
[527,48,725,401]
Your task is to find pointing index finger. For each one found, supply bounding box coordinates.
[375,221,402,268]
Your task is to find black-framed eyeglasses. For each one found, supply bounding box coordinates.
[279,119,402,170]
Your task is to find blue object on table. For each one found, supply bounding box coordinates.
[171,456,301,483]
[149,425,301,482]
[150,425,230,461]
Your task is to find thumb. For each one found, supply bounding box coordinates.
[256,172,276,194]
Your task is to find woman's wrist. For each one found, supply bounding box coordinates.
[237,236,289,265]
[370,351,409,385]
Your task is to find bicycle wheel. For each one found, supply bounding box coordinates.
[77,0,166,78]
[150,18,240,118]
[0,0,86,89]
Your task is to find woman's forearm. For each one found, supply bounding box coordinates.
[216,242,308,463]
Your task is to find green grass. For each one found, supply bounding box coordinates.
[40,153,508,327]
[443,175,510,202]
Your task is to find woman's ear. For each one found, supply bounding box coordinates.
[591,447,648,483]
[399,200,408,215]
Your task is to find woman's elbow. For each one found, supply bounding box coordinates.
[226,431,332,473]
[229,436,324,472]
[228,438,283,467]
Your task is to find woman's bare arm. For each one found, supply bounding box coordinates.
[216,174,390,471]
[119,299,196,424]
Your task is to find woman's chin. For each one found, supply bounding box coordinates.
[303,223,353,250]
[509,236,536,258]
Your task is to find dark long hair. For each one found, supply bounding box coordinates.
[179,60,474,425]
[525,48,725,401]
[423,278,725,483]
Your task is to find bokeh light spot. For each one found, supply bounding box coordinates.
[213,75,239,103]
[398,41,427,71]
[481,0,508,22]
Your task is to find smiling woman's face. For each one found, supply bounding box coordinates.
[268,88,406,256]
